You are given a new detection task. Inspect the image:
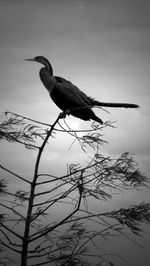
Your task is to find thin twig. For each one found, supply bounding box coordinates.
[0,164,31,184]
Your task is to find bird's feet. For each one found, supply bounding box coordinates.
[59,109,71,119]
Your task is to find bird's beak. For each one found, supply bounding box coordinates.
[24,58,36,62]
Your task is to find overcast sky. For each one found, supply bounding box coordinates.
[0,0,150,265]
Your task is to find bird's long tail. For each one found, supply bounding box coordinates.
[91,100,139,108]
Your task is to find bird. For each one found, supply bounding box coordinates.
[25,56,139,124]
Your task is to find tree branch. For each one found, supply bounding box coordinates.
[0,223,23,240]
[0,164,31,184]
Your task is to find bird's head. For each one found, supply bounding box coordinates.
[25,56,53,74]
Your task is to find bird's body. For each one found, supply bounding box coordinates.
[25,56,139,124]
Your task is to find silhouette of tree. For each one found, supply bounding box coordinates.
[0,111,150,266]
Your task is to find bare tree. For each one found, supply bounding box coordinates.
[0,111,150,266]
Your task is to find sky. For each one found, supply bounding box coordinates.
[0,0,150,265]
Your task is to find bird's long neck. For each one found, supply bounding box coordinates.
[44,60,53,75]
[39,67,56,93]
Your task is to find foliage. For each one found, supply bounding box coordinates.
[0,111,149,266]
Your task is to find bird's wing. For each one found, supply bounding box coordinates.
[50,76,98,121]
[51,76,91,110]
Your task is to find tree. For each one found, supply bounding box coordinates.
[0,111,150,266]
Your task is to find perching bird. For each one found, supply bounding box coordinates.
[25,56,139,124]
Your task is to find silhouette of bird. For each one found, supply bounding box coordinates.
[25,56,139,124]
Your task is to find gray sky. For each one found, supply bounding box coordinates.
[0,0,150,265]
